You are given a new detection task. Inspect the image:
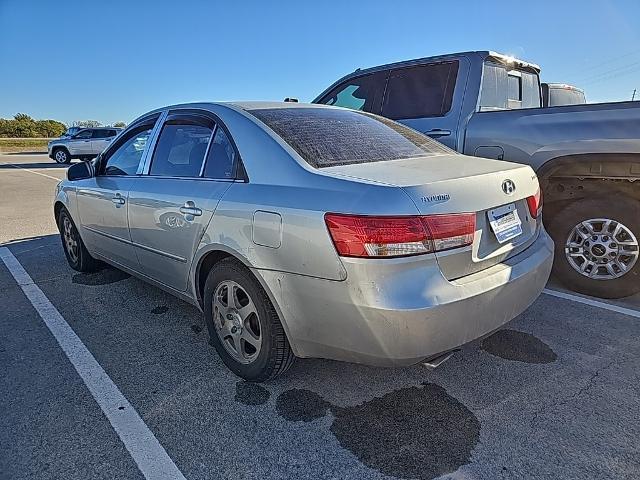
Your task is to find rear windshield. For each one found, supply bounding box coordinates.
[548,88,586,106]
[248,107,453,168]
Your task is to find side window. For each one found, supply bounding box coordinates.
[102,127,153,176]
[203,127,236,179]
[91,129,108,139]
[317,71,388,114]
[75,129,92,139]
[381,61,459,120]
[150,122,212,177]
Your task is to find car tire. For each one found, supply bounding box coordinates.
[58,208,100,272]
[203,258,295,382]
[547,197,640,299]
[53,148,71,164]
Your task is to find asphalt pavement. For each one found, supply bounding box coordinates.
[1,154,639,480]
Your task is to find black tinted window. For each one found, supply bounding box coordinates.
[249,107,452,168]
[381,62,458,120]
[203,127,236,179]
[103,127,152,176]
[91,129,110,139]
[150,123,212,177]
[317,71,387,114]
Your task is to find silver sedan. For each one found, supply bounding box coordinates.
[54,102,553,381]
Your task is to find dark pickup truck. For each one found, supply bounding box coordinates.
[314,51,640,298]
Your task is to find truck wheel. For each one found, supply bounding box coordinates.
[547,197,639,298]
[53,148,70,164]
[203,258,295,382]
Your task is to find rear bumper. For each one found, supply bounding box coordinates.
[258,228,554,366]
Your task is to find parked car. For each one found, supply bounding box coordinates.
[314,51,640,298]
[48,127,122,164]
[542,83,586,107]
[54,102,553,381]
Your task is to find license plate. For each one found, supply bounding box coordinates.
[488,203,522,244]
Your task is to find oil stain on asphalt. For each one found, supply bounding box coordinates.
[151,305,169,315]
[235,381,270,406]
[276,383,480,480]
[72,267,130,286]
[481,329,557,363]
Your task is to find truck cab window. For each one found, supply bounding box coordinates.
[317,71,387,114]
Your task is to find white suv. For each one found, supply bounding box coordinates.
[48,127,122,164]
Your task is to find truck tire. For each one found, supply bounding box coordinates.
[547,197,640,298]
[53,148,71,164]
[203,258,295,382]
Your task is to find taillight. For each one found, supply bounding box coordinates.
[324,213,476,258]
[526,188,543,219]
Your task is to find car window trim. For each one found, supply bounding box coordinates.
[136,111,168,175]
[199,123,217,177]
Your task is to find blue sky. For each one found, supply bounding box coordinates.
[1,0,639,125]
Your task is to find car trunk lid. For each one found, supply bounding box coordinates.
[321,154,541,279]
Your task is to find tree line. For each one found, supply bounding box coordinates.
[0,113,126,138]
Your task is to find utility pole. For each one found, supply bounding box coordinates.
[633,89,637,101]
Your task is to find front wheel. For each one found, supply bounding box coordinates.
[53,148,70,164]
[547,197,640,298]
[203,259,295,381]
[58,209,100,272]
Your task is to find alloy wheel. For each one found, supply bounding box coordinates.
[54,150,68,163]
[565,218,639,280]
[212,280,262,364]
[62,216,79,264]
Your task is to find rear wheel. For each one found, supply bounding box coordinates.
[53,148,70,164]
[58,208,100,272]
[547,197,640,298]
[203,258,295,382]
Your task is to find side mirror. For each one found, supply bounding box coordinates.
[67,161,94,181]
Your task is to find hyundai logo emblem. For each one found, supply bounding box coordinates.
[502,179,516,195]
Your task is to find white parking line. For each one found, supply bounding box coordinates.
[6,163,62,181]
[543,288,640,319]
[0,247,187,480]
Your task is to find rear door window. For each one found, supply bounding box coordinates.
[381,61,459,120]
[203,127,236,179]
[91,129,109,139]
[248,107,452,168]
[150,121,213,177]
[316,71,388,114]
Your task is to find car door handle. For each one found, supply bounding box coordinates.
[179,201,202,217]
[426,129,451,137]
[111,194,125,205]
[83,140,91,142]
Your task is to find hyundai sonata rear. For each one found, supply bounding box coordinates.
[55,102,553,382]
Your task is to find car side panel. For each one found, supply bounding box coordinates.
[196,176,421,284]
